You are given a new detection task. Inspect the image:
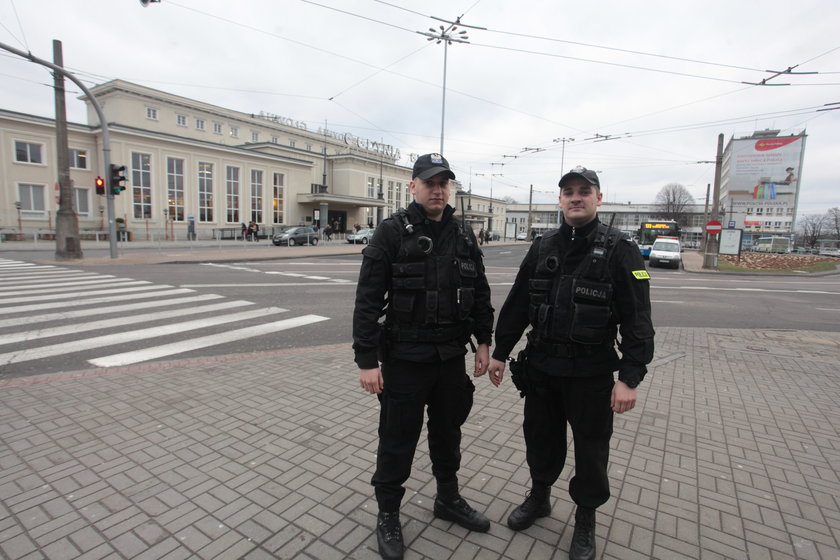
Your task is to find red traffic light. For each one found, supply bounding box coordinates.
[95,176,105,195]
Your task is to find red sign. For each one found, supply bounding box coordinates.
[706,220,722,234]
[754,137,800,151]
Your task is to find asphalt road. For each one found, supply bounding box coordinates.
[1,244,839,379]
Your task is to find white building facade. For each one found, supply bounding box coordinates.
[1,80,467,240]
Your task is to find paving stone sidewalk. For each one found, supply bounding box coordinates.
[2,327,839,559]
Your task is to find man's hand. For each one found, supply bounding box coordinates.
[487,358,506,387]
[611,380,637,413]
[473,344,490,377]
[359,367,383,394]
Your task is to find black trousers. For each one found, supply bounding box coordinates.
[523,371,614,510]
[372,355,475,512]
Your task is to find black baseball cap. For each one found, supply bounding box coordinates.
[559,166,600,189]
[412,153,456,180]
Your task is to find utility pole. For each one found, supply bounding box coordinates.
[700,183,710,252]
[52,40,82,260]
[527,184,533,239]
[376,146,384,225]
[703,134,724,270]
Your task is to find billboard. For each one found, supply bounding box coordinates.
[727,135,804,199]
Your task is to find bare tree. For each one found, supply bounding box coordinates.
[654,183,694,226]
[502,195,518,204]
[827,207,840,239]
[797,213,827,248]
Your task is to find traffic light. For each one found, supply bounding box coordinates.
[95,176,105,196]
[110,164,127,195]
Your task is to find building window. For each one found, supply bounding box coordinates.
[167,157,185,222]
[394,183,402,212]
[74,188,90,216]
[146,107,158,120]
[250,169,263,223]
[198,162,214,222]
[289,140,296,148]
[387,181,394,208]
[15,141,43,164]
[18,183,46,213]
[230,126,238,138]
[271,136,278,144]
[405,185,411,206]
[306,144,312,152]
[131,152,152,220]
[226,166,240,223]
[195,118,205,131]
[272,172,284,224]
[213,122,223,134]
[367,177,376,199]
[68,148,87,169]
[176,114,187,127]
[251,131,259,143]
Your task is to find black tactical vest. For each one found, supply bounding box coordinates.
[386,209,478,335]
[528,223,623,345]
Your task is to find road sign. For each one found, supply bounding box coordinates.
[706,220,722,234]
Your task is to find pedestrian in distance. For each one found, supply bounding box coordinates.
[353,153,495,560]
[486,166,655,560]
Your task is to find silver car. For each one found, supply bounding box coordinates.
[347,228,375,244]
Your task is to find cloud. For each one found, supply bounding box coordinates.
[1,0,837,215]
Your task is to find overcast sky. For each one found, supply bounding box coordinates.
[1,0,838,215]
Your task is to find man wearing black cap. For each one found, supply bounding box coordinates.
[486,166,654,560]
[353,153,494,560]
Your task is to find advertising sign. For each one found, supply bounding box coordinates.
[728,135,804,199]
[719,229,743,256]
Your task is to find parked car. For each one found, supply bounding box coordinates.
[516,232,528,241]
[648,237,681,269]
[272,226,319,246]
[347,228,375,244]
[487,231,500,241]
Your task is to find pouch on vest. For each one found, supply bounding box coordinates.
[569,277,613,344]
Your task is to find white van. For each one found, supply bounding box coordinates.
[649,237,681,269]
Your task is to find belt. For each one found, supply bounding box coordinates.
[384,322,470,343]
[527,333,607,358]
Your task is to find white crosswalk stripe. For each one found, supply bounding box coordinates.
[0,258,331,369]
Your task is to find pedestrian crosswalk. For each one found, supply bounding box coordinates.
[0,258,328,371]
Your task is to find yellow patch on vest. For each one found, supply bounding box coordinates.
[632,270,651,280]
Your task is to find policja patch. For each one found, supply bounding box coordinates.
[632,270,651,280]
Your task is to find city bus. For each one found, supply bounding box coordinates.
[753,236,791,253]
[638,220,681,258]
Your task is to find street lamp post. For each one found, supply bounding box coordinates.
[553,137,575,173]
[417,17,481,154]
[475,163,503,232]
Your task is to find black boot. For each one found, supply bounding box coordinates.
[507,485,551,530]
[569,507,596,560]
[433,482,490,532]
[376,511,404,560]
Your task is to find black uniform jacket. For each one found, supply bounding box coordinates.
[492,218,654,386]
[352,202,494,369]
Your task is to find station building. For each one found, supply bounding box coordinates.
[1,80,456,241]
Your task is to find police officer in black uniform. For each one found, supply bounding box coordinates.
[487,167,654,560]
[353,153,494,560]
